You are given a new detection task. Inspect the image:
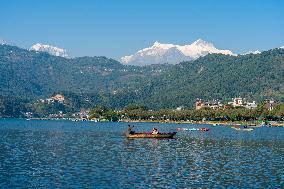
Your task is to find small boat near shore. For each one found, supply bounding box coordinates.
[126,132,177,139]
[231,126,254,131]
[177,128,209,131]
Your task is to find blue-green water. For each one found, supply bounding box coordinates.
[1,119,284,188]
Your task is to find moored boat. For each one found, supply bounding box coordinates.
[231,126,254,131]
[177,128,199,131]
[126,132,177,139]
[177,128,209,131]
[200,128,210,131]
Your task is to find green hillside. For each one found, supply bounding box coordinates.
[143,49,284,108]
[0,44,284,114]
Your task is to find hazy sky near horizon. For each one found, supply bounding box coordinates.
[0,0,283,59]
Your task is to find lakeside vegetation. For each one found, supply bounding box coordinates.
[117,103,284,122]
[1,94,284,123]
[0,91,283,124]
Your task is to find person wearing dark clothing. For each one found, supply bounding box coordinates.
[128,125,135,134]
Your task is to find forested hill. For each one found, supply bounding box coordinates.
[143,49,284,108]
[0,44,171,100]
[0,44,284,110]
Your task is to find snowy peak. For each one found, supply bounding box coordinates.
[192,38,213,47]
[152,41,175,49]
[30,43,68,58]
[121,39,234,66]
[242,50,261,55]
[0,39,7,45]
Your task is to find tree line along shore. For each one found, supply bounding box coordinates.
[1,97,284,127]
[86,103,284,126]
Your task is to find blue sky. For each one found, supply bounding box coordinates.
[0,0,283,59]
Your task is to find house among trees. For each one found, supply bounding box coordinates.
[265,100,277,111]
[244,101,258,109]
[228,97,244,107]
[36,94,65,104]
[45,98,54,104]
[51,94,65,103]
[195,99,223,110]
[228,97,257,109]
[176,106,185,111]
[196,97,258,110]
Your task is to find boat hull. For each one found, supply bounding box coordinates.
[127,132,177,139]
[177,128,209,131]
[231,127,254,131]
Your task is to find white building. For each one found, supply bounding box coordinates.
[196,99,223,110]
[228,98,258,109]
[228,98,244,107]
[244,101,258,109]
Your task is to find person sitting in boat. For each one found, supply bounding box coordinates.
[128,125,135,134]
[152,128,159,134]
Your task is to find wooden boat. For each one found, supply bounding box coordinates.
[126,132,177,139]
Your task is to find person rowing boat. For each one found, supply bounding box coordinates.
[128,125,135,134]
[152,128,159,134]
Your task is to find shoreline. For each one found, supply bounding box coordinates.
[1,117,284,127]
[121,119,284,127]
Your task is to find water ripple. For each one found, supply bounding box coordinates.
[1,120,284,188]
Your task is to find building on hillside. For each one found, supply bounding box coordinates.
[228,97,244,107]
[195,99,204,110]
[37,99,45,103]
[265,100,277,111]
[45,98,55,104]
[228,97,258,109]
[195,99,223,110]
[25,112,33,118]
[80,109,90,119]
[176,106,185,111]
[244,101,258,109]
[51,94,65,103]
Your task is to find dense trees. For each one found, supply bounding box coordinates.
[119,104,284,122]
[0,96,29,118]
[89,105,119,121]
[0,44,284,116]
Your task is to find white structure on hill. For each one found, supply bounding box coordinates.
[228,98,257,109]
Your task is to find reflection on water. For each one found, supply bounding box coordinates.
[0,119,284,188]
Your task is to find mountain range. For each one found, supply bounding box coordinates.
[0,43,284,112]
[1,38,282,66]
[30,43,69,58]
[121,39,234,66]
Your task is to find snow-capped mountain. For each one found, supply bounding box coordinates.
[30,43,68,58]
[242,50,261,55]
[121,39,234,66]
[0,39,7,45]
[280,46,284,49]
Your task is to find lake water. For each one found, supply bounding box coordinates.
[1,119,284,188]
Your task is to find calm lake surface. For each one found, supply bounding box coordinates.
[1,119,284,188]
